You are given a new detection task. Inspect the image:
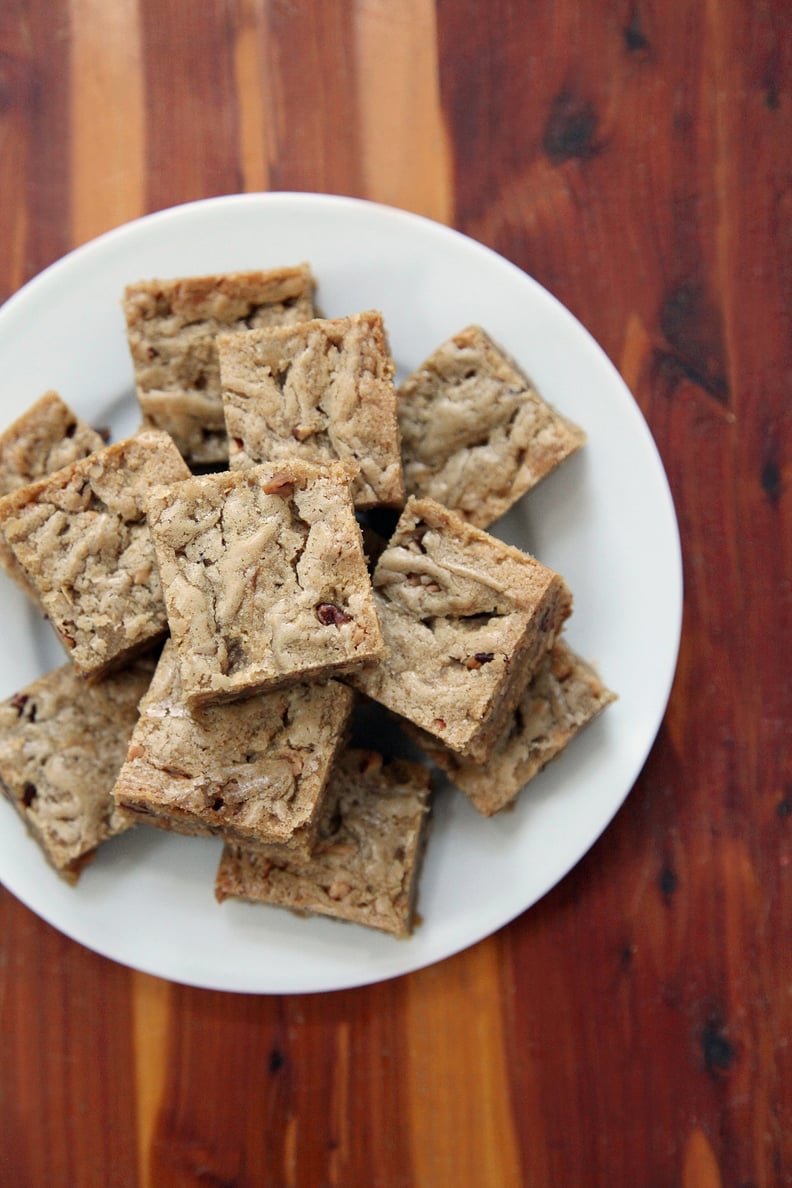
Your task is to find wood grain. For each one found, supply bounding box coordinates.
[0,1,790,1185]
[133,972,172,1188]
[232,0,271,194]
[0,907,139,1187]
[69,0,145,244]
[354,0,452,222]
[138,0,243,211]
[404,942,523,1187]
[0,0,72,292]
[263,0,363,196]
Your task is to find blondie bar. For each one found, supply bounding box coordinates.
[215,748,432,937]
[347,496,572,760]
[112,640,354,854]
[0,391,106,598]
[411,639,616,815]
[398,325,585,527]
[219,310,404,508]
[0,658,154,882]
[146,459,384,708]
[123,265,316,465]
[0,430,191,677]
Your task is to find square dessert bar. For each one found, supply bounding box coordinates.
[411,638,616,815]
[123,265,316,465]
[147,458,384,708]
[0,658,154,883]
[348,496,572,760]
[0,391,107,598]
[0,390,106,496]
[398,325,585,528]
[0,430,191,678]
[215,748,432,938]
[219,309,404,508]
[112,640,354,855]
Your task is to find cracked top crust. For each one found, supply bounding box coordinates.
[215,748,432,937]
[0,658,154,882]
[123,265,316,464]
[347,496,572,758]
[398,325,585,527]
[220,309,404,508]
[0,430,191,677]
[112,640,354,853]
[410,638,616,815]
[147,459,384,708]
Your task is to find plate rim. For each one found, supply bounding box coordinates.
[0,192,683,994]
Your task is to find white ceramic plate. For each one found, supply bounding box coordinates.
[0,194,682,994]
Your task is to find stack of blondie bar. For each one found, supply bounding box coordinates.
[0,265,614,937]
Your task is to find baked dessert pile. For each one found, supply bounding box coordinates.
[0,266,614,938]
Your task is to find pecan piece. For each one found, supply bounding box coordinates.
[464,652,495,669]
[262,474,295,497]
[316,602,352,626]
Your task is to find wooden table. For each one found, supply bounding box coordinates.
[1,2,789,1184]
